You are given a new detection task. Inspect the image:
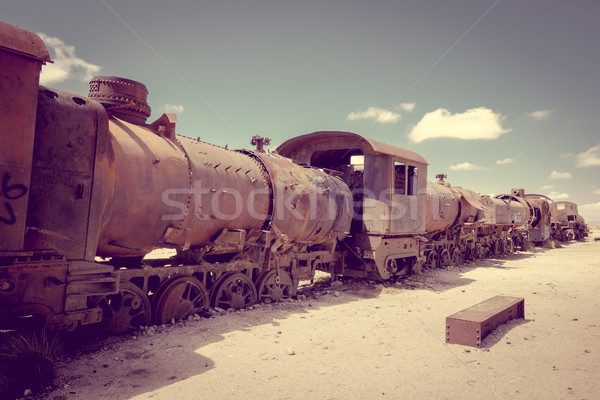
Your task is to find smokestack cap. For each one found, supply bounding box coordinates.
[88,76,151,124]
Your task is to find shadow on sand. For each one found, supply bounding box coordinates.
[44,249,548,399]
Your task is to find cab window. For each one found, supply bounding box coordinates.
[394,162,417,196]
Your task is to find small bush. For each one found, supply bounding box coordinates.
[0,330,62,398]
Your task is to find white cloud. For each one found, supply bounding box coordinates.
[539,185,555,191]
[594,189,600,195]
[549,170,572,180]
[396,102,415,112]
[496,157,514,165]
[449,162,484,171]
[575,143,600,167]
[347,106,401,124]
[37,33,101,85]
[547,191,570,200]
[408,107,510,143]
[160,104,185,114]
[580,201,600,224]
[526,109,553,121]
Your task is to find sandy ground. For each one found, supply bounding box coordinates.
[44,231,600,400]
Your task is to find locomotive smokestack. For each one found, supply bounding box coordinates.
[88,76,151,125]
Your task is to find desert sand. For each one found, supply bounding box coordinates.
[45,231,600,400]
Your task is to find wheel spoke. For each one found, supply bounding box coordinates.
[211,273,257,310]
[256,270,292,303]
[153,277,208,325]
[96,282,151,335]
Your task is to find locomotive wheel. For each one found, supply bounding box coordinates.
[153,276,209,325]
[501,239,510,254]
[506,239,515,253]
[492,241,502,256]
[255,269,293,303]
[211,273,257,310]
[425,251,437,269]
[96,282,151,335]
[449,248,461,265]
[439,249,451,267]
[479,246,488,258]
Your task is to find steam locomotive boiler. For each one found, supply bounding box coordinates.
[0,21,351,332]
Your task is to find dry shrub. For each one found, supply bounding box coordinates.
[0,329,62,398]
[521,240,535,252]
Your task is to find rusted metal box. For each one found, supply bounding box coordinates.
[446,296,524,347]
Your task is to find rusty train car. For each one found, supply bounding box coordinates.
[0,21,588,333]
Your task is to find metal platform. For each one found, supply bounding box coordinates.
[446,295,525,347]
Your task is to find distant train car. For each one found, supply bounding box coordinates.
[553,201,588,241]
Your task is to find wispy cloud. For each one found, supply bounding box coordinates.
[548,170,572,180]
[37,33,101,85]
[347,102,416,124]
[547,191,569,200]
[496,157,514,165]
[160,104,185,114]
[348,106,401,124]
[449,162,484,171]
[594,189,600,195]
[525,109,553,121]
[540,185,555,191]
[408,107,510,143]
[575,143,600,167]
[496,153,523,165]
[397,102,415,112]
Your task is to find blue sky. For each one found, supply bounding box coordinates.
[4,1,600,223]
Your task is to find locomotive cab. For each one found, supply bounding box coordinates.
[277,131,427,235]
[277,131,428,279]
[555,201,588,240]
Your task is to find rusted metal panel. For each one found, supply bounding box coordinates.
[24,87,106,260]
[455,187,486,217]
[0,21,50,251]
[425,182,459,233]
[167,139,270,250]
[0,260,69,327]
[446,295,524,347]
[480,195,529,226]
[251,151,351,245]
[95,117,191,257]
[555,201,579,224]
[0,21,51,62]
[524,195,551,242]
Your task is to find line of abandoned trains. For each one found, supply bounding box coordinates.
[0,21,588,333]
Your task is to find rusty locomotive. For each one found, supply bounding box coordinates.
[0,21,588,333]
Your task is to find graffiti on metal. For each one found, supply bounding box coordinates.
[0,172,28,225]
